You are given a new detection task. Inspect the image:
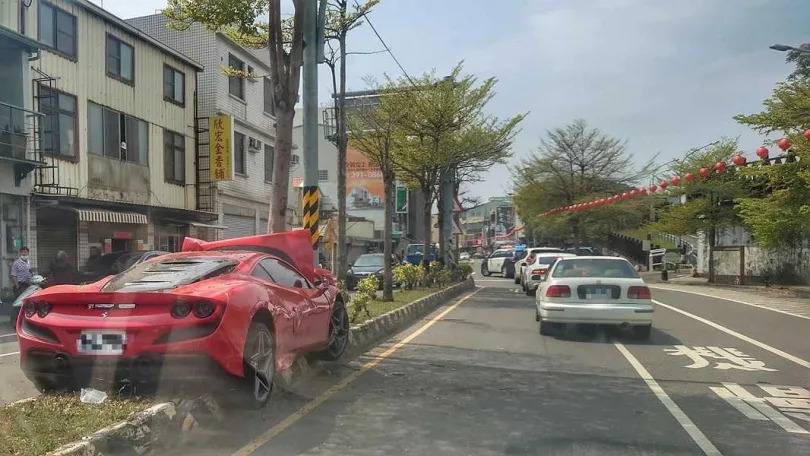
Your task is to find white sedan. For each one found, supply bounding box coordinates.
[521,252,576,295]
[513,247,565,284]
[535,256,653,339]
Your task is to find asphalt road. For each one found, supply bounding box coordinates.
[3,268,810,455]
[159,267,810,456]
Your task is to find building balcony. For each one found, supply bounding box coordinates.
[0,100,45,185]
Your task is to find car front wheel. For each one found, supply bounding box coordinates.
[481,263,491,276]
[242,322,275,408]
[317,304,350,361]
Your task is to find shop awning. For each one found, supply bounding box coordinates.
[189,221,228,230]
[75,209,147,224]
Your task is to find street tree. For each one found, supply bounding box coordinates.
[347,82,403,301]
[387,64,523,263]
[733,74,810,248]
[322,0,379,283]
[784,43,810,81]
[512,119,654,249]
[164,0,305,233]
[648,139,749,281]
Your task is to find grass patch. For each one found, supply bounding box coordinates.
[620,228,678,251]
[353,287,442,325]
[0,395,148,456]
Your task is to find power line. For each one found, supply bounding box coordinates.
[354,1,418,87]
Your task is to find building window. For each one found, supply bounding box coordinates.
[163,65,185,106]
[106,34,134,84]
[39,2,77,59]
[264,144,274,182]
[291,154,300,165]
[87,101,148,165]
[38,85,77,160]
[234,132,246,174]
[228,54,245,99]
[163,130,185,184]
[318,169,328,181]
[263,78,275,115]
[157,234,181,252]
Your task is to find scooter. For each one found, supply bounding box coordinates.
[9,275,46,329]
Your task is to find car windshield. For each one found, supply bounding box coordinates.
[536,256,563,266]
[552,259,639,279]
[102,257,238,291]
[354,254,384,267]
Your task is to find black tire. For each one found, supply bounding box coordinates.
[514,274,520,284]
[9,307,19,329]
[633,324,652,340]
[526,286,536,297]
[241,322,275,409]
[539,318,553,335]
[501,265,506,277]
[481,264,491,277]
[535,309,540,322]
[316,304,349,361]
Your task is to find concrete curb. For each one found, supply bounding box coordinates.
[346,278,475,356]
[48,395,222,456]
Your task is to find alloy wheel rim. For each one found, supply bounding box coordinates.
[250,331,274,402]
[327,306,349,357]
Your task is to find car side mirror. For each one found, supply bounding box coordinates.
[293,279,303,289]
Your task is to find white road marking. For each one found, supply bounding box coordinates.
[722,383,809,434]
[653,299,810,369]
[474,279,508,282]
[614,341,721,455]
[650,285,810,320]
[0,351,19,358]
[710,386,769,421]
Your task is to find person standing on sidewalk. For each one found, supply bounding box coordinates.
[11,246,33,297]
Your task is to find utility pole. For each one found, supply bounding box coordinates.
[440,166,455,266]
[302,0,322,265]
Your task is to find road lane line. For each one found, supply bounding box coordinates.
[231,287,483,456]
[653,299,810,369]
[650,285,810,320]
[710,386,768,421]
[614,341,721,456]
[722,383,809,434]
[0,351,19,358]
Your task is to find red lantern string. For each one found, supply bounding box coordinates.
[778,138,792,151]
[684,172,694,182]
[732,154,746,167]
[649,184,658,193]
[670,176,681,186]
[659,180,668,190]
[756,147,769,159]
[699,167,710,178]
[714,161,727,174]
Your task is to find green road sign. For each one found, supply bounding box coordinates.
[395,186,408,213]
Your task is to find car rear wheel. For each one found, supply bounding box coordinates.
[242,322,275,408]
[513,274,520,284]
[633,324,652,340]
[526,286,535,297]
[317,304,349,361]
[539,317,553,335]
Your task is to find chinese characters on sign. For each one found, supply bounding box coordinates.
[210,115,233,181]
[665,345,777,371]
[711,383,810,434]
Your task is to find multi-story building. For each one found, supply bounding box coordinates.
[0,0,43,291]
[16,0,213,277]
[460,196,519,248]
[129,14,295,238]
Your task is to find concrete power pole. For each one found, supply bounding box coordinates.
[302,0,322,265]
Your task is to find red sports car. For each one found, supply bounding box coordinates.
[16,229,348,407]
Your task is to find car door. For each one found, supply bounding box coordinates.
[250,260,307,350]
[488,250,507,272]
[261,258,330,350]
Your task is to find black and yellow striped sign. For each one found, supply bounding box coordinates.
[302,186,320,249]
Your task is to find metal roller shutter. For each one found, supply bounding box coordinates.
[222,214,256,239]
[259,218,268,235]
[36,215,78,272]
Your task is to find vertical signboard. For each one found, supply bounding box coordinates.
[395,185,408,213]
[495,206,514,236]
[347,146,384,210]
[210,115,233,181]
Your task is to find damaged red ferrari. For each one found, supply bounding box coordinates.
[16,229,348,407]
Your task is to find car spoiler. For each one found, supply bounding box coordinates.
[181,229,316,282]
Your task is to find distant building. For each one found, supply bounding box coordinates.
[460,196,521,248]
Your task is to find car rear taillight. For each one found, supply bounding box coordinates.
[192,300,215,318]
[628,286,652,299]
[531,268,548,275]
[24,302,37,318]
[546,285,571,298]
[36,302,52,318]
[171,301,193,318]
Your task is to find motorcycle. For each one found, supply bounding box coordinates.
[9,275,46,329]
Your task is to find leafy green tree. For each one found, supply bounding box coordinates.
[164,0,305,233]
[734,76,810,248]
[784,43,810,81]
[512,119,654,248]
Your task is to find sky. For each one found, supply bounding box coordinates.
[100,0,810,201]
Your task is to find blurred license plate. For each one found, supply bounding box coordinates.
[585,287,611,299]
[77,331,126,355]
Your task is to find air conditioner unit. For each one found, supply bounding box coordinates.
[248,137,262,152]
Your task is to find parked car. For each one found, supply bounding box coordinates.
[346,253,399,290]
[565,246,601,256]
[535,256,653,339]
[16,230,347,408]
[513,247,566,284]
[521,252,576,295]
[404,243,437,265]
[480,248,513,277]
[459,252,471,261]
